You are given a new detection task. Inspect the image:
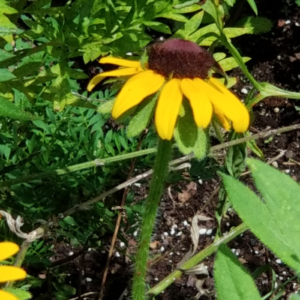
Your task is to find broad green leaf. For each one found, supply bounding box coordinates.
[172,4,202,14]
[221,159,300,272]
[0,96,41,121]
[174,100,208,159]
[236,17,272,34]
[97,99,115,114]
[213,52,226,62]
[290,294,300,300]
[0,68,16,82]
[218,56,251,71]
[127,95,157,138]
[0,26,23,36]
[214,244,261,300]
[3,288,31,300]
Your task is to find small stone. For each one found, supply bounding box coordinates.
[134,183,141,188]
[160,246,165,252]
[285,20,291,24]
[183,220,189,226]
[199,228,207,235]
[274,107,280,113]
[285,169,291,174]
[241,88,248,94]
[86,277,92,282]
[68,251,74,256]
[206,228,213,235]
[119,242,125,249]
[272,161,278,168]
[198,179,203,184]
[176,231,182,236]
[163,232,169,236]
[133,230,138,237]
[115,251,121,257]
[295,22,300,27]
[275,258,282,264]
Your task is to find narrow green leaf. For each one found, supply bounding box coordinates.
[0,68,16,82]
[143,21,171,34]
[157,12,188,22]
[127,95,156,138]
[246,0,258,15]
[214,244,261,300]
[0,96,41,121]
[218,56,251,72]
[221,159,300,272]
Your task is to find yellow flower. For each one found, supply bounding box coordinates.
[0,242,26,300]
[88,39,249,140]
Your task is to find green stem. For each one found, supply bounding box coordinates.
[148,222,248,296]
[132,139,172,300]
[0,148,157,187]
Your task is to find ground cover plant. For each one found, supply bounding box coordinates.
[1,0,300,299]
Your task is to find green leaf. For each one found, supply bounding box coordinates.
[290,294,300,300]
[246,0,258,15]
[143,21,171,34]
[0,96,41,121]
[236,17,272,34]
[224,0,236,6]
[174,100,208,159]
[173,10,204,39]
[214,244,261,300]
[0,26,23,36]
[157,12,188,22]
[221,159,300,272]
[0,68,16,82]
[3,288,32,300]
[213,52,226,62]
[218,56,251,72]
[97,99,114,114]
[127,95,157,138]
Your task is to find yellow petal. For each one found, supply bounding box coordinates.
[203,77,250,132]
[99,57,142,69]
[0,289,19,300]
[87,68,142,92]
[180,78,213,128]
[0,266,26,282]
[0,242,19,261]
[112,70,164,118]
[214,108,231,130]
[155,79,183,140]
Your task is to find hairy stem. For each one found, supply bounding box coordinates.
[132,139,172,300]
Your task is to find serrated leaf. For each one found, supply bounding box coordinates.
[97,99,114,114]
[3,288,32,300]
[0,68,16,82]
[127,95,156,138]
[214,244,261,300]
[236,17,272,34]
[218,56,251,71]
[174,100,208,159]
[221,159,300,272]
[0,96,41,121]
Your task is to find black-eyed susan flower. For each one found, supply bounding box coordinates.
[88,39,249,140]
[0,242,26,300]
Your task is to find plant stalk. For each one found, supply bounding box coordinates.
[132,139,172,300]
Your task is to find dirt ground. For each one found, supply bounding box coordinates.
[46,1,300,300]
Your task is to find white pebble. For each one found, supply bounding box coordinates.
[274,107,280,113]
[68,251,74,256]
[133,230,138,237]
[134,183,141,188]
[126,52,133,56]
[241,88,248,94]
[160,246,165,252]
[275,258,282,264]
[295,22,300,27]
[285,20,291,24]
[163,232,169,236]
[86,277,92,282]
[277,55,281,60]
[154,277,159,281]
[183,220,189,226]
[231,248,236,254]
[119,242,125,249]
[176,231,182,236]
[282,271,287,275]
[169,252,173,256]
[199,228,207,235]
[226,222,230,227]
[115,251,121,257]
[272,161,278,168]
[285,169,290,174]
[170,229,176,235]
[206,228,213,235]
[198,179,203,184]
